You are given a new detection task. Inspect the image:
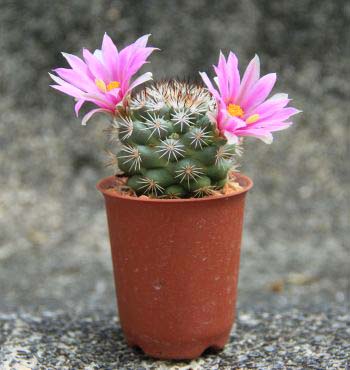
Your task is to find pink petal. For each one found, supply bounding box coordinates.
[236,54,260,104]
[75,99,85,116]
[93,49,103,62]
[50,84,83,99]
[263,121,293,131]
[104,88,122,106]
[241,73,276,109]
[224,131,239,144]
[117,44,139,82]
[247,93,290,119]
[49,72,68,86]
[82,92,116,109]
[49,73,85,99]
[199,72,221,101]
[101,33,119,79]
[216,102,227,127]
[116,37,156,91]
[227,52,240,101]
[213,52,229,101]
[268,93,289,101]
[212,52,240,104]
[237,128,273,144]
[133,34,151,48]
[119,51,154,88]
[220,111,246,131]
[262,107,301,123]
[83,48,110,81]
[54,68,95,92]
[61,52,89,73]
[127,72,153,92]
[127,48,156,76]
[81,108,113,126]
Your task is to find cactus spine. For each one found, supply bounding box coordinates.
[111,81,241,198]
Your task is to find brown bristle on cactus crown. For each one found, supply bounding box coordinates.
[110,80,242,198]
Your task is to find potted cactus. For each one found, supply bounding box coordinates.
[50,34,300,360]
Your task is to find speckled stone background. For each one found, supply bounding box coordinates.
[0,0,349,368]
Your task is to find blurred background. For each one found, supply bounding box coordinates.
[0,0,349,314]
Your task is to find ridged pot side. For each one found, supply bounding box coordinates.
[97,174,253,360]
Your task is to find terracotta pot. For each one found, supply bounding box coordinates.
[97,173,253,360]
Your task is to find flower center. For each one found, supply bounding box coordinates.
[227,104,244,118]
[227,103,260,124]
[107,81,120,91]
[95,79,120,93]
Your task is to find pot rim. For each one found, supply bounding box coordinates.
[97,173,253,203]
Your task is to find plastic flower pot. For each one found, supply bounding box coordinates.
[97,173,253,360]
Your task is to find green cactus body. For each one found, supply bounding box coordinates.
[112,81,241,198]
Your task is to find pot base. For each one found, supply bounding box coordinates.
[125,331,230,360]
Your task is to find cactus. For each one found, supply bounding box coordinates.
[109,81,241,198]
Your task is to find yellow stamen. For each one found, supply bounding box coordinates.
[107,81,120,91]
[246,114,260,124]
[95,79,120,93]
[227,103,244,118]
[95,79,107,93]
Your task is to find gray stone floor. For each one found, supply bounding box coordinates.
[1,305,349,369]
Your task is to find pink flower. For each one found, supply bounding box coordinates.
[50,34,157,125]
[200,52,301,144]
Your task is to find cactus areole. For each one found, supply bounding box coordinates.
[51,34,300,359]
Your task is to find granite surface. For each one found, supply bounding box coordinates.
[0,0,349,368]
[1,305,349,369]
